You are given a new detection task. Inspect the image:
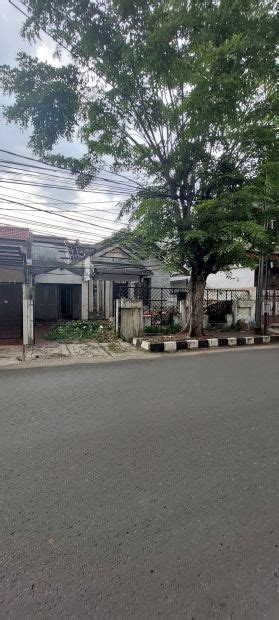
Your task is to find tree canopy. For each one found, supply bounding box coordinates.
[1,0,277,334]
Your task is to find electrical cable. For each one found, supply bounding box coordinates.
[0,183,122,210]
[0,197,121,233]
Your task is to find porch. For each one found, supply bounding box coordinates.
[34,268,89,323]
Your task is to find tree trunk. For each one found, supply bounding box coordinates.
[185,270,207,337]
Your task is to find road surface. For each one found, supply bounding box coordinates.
[1,348,278,619]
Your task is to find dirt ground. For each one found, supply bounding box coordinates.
[140,328,260,343]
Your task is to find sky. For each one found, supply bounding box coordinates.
[0,0,128,244]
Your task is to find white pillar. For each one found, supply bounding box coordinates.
[96,280,100,313]
[88,280,94,316]
[81,281,89,320]
[104,281,113,319]
[22,284,34,345]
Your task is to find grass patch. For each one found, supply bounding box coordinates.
[44,320,116,342]
[144,324,182,335]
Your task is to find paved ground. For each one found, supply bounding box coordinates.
[0,348,278,619]
[0,339,145,367]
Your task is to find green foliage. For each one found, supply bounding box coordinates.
[1,53,80,156]
[44,320,116,342]
[0,0,277,292]
[144,324,182,335]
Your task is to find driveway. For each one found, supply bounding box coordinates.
[0,348,278,618]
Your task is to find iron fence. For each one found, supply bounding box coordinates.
[118,285,250,325]
[262,289,279,325]
[119,285,186,325]
[204,288,250,322]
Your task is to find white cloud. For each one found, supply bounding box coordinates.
[36,44,61,67]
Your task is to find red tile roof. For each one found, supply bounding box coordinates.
[0,225,30,241]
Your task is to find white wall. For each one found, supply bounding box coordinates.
[206,268,255,289]
[143,258,170,288]
[22,284,34,345]
[35,269,82,285]
[81,281,89,320]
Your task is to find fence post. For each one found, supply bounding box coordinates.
[119,299,143,340]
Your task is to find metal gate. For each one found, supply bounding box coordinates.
[119,285,186,325]
[0,283,23,341]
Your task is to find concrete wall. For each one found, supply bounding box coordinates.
[0,267,25,283]
[35,269,82,285]
[117,299,143,340]
[206,268,255,289]
[233,289,256,325]
[171,268,255,290]
[143,258,170,288]
[22,284,34,345]
[32,240,68,268]
[104,280,113,319]
[81,282,89,320]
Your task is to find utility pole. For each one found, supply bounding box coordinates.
[255,255,264,333]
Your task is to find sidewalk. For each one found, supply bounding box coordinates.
[0,338,146,368]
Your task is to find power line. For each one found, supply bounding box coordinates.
[0,196,122,232]
[0,203,119,222]
[0,183,122,210]
[0,213,110,239]
[0,199,120,224]
[0,149,142,188]
[7,0,73,58]
[0,165,137,193]
[5,2,173,208]
[0,176,167,199]
[0,178,134,195]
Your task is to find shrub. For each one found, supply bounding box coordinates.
[144,324,182,335]
[44,320,116,342]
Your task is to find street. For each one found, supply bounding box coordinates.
[0,348,278,619]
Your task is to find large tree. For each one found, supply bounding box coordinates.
[1,0,277,335]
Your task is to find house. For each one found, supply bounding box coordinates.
[32,234,94,322]
[170,267,256,290]
[85,242,172,320]
[32,237,172,322]
[1,224,277,344]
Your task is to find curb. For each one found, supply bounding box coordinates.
[133,335,279,353]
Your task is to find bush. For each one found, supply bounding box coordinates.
[144,324,182,335]
[44,320,116,342]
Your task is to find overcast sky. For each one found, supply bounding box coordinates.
[0,1,126,243]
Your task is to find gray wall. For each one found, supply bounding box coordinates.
[32,240,68,269]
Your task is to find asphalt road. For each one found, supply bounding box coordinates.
[0,348,279,619]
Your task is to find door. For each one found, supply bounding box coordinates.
[0,283,22,341]
[72,285,81,319]
[35,284,59,321]
[60,285,74,319]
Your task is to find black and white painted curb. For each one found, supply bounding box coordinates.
[133,335,279,353]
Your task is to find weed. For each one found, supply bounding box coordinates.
[44,320,116,342]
